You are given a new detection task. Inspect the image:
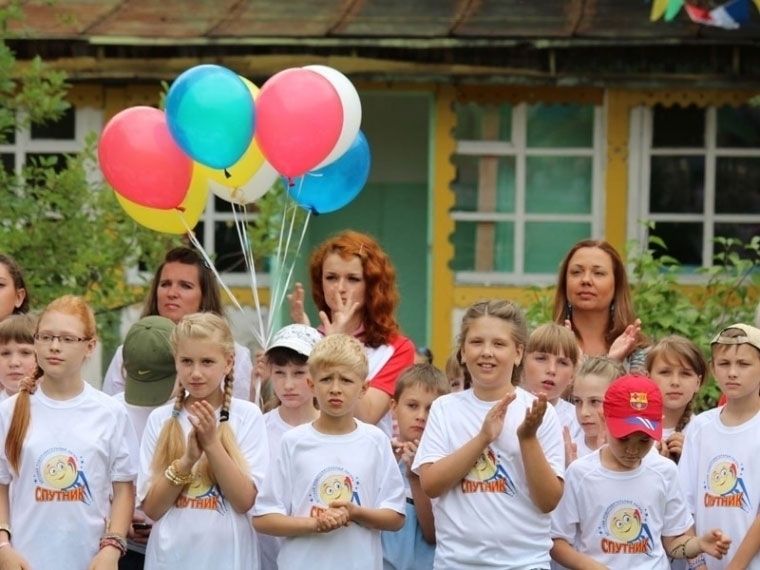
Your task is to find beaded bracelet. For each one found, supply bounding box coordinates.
[688,554,707,570]
[164,460,195,487]
[99,533,127,558]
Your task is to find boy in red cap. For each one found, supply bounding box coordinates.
[551,374,731,569]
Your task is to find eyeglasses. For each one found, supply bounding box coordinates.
[33,333,91,345]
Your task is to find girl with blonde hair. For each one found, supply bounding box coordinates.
[138,312,268,570]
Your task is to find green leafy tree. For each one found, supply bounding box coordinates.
[0,4,176,347]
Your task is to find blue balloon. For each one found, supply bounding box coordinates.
[166,65,254,169]
[288,131,371,215]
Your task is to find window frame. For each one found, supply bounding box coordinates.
[451,102,607,286]
[627,104,760,282]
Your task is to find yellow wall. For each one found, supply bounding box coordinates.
[430,86,760,363]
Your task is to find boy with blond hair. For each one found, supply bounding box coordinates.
[253,334,405,570]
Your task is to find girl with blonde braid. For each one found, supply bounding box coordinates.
[138,313,268,570]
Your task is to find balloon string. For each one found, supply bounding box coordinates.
[269,209,311,347]
[266,177,308,345]
[232,202,267,346]
[267,177,299,339]
[179,215,266,349]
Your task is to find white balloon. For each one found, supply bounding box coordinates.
[208,161,279,205]
[305,64,362,169]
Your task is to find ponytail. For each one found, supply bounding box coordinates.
[5,367,43,474]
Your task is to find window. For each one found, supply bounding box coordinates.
[629,104,760,272]
[450,102,604,285]
[0,106,99,177]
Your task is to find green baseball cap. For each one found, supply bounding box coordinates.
[123,316,176,406]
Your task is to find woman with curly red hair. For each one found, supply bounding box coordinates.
[289,230,414,433]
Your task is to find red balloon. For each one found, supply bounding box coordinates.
[256,68,343,178]
[98,106,193,209]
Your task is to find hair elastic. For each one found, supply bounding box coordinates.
[219,409,230,422]
[171,409,180,419]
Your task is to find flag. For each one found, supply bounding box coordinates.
[685,0,749,28]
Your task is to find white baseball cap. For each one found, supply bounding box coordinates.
[266,324,322,357]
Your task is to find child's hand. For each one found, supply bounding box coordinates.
[400,440,419,471]
[327,501,356,524]
[517,393,547,440]
[183,426,203,467]
[315,506,349,533]
[699,529,731,559]
[607,319,641,362]
[563,426,577,467]
[479,391,516,443]
[187,401,219,450]
[0,545,32,570]
[665,432,684,460]
[287,282,310,326]
[390,439,405,462]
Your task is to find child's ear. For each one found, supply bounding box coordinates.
[359,380,369,398]
[306,377,315,391]
[389,398,398,415]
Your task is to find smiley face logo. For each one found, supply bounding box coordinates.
[310,467,361,507]
[318,474,354,504]
[609,507,642,543]
[42,454,78,490]
[469,449,498,481]
[710,461,738,496]
[185,472,213,498]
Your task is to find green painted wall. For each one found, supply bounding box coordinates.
[292,91,431,351]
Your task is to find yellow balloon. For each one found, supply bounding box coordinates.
[117,164,209,234]
[197,77,267,187]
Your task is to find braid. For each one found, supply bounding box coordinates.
[149,389,188,487]
[675,399,694,433]
[220,372,233,422]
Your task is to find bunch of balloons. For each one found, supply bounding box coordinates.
[98,64,371,234]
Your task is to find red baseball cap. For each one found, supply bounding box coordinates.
[603,374,663,441]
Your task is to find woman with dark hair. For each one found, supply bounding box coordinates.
[552,239,649,372]
[289,230,414,433]
[0,253,29,319]
[102,247,253,400]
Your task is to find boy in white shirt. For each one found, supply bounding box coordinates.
[552,374,731,570]
[253,334,406,570]
[679,324,760,570]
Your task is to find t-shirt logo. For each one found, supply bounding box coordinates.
[34,447,92,504]
[629,392,648,410]
[704,455,750,511]
[309,467,361,517]
[176,472,226,513]
[461,447,516,495]
[598,500,654,556]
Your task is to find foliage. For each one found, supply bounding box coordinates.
[523,227,760,412]
[0,4,176,348]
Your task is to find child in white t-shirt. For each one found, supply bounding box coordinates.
[412,299,565,570]
[645,335,706,464]
[382,363,450,570]
[259,324,321,570]
[679,324,760,570]
[138,313,268,570]
[253,334,406,570]
[522,323,583,458]
[568,356,626,461]
[552,374,731,569]
[0,295,138,569]
[0,314,37,403]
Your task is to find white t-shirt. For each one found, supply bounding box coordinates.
[138,398,269,570]
[552,449,692,569]
[678,407,760,570]
[554,398,583,443]
[258,408,297,570]
[412,387,565,570]
[253,420,406,570]
[102,342,254,402]
[0,383,138,570]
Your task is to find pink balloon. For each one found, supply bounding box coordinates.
[98,106,193,209]
[256,68,343,178]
